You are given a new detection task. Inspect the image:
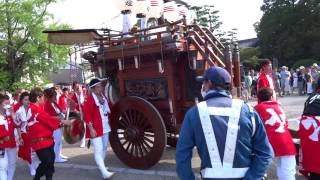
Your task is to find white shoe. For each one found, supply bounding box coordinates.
[80,144,85,148]
[103,171,114,179]
[60,154,68,159]
[55,158,68,163]
[30,168,36,176]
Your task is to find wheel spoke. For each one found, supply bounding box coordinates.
[128,110,135,125]
[141,139,152,150]
[117,131,125,134]
[136,141,144,157]
[125,142,132,152]
[130,143,135,155]
[132,109,138,126]
[139,140,148,155]
[144,136,154,144]
[123,111,132,125]
[144,132,155,138]
[134,143,139,157]
[121,139,129,146]
[119,118,129,128]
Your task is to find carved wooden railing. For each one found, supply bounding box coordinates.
[202,27,225,50]
[186,24,225,68]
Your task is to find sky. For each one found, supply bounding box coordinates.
[48,0,264,40]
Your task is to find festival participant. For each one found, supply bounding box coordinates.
[0,94,20,180]
[83,79,114,179]
[299,79,320,180]
[71,81,86,148]
[28,88,72,180]
[58,88,70,113]
[176,67,272,180]
[14,92,39,176]
[11,90,22,106]
[257,59,277,103]
[43,88,68,163]
[71,81,85,112]
[255,88,296,180]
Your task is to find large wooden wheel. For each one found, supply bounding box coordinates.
[109,96,167,169]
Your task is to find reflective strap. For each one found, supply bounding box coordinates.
[207,107,236,117]
[247,103,256,137]
[201,167,249,179]
[223,99,243,168]
[198,101,223,168]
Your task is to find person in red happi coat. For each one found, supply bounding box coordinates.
[27,88,72,180]
[57,88,70,113]
[299,79,320,180]
[257,59,277,104]
[0,94,21,180]
[70,82,87,148]
[255,88,296,180]
[14,91,40,176]
[44,88,68,163]
[83,78,114,179]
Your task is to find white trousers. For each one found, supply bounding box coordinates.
[91,133,109,178]
[53,128,63,161]
[6,148,16,180]
[275,155,296,180]
[29,151,39,175]
[0,149,8,180]
[0,147,17,180]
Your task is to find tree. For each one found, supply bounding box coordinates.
[240,47,261,68]
[0,0,70,90]
[190,5,222,32]
[257,0,320,66]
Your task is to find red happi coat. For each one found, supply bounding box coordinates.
[255,101,296,157]
[299,115,320,173]
[14,104,32,163]
[257,72,277,104]
[27,103,61,151]
[0,115,17,149]
[44,100,62,117]
[58,95,68,112]
[83,93,112,139]
[71,89,86,112]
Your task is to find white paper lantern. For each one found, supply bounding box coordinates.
[148,0,163,18]
[134,0,150,17]
[163,1,179,22]
[187,10,197,24]
[178,5,188,19]
[113,0,135,12]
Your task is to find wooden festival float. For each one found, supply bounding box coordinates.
[44,0,299,170]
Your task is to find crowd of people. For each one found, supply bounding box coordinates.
[242,63,320,102]
[176,61,320,180]
[0,78,114,180]
[0,60,319,180]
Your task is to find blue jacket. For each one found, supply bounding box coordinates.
[176,90,273,180]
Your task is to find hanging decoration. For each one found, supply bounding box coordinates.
[148,0,163,19]
[178,5,188,19]
[134,0,150,30]
[163,1,179,23]
[113,0,135,33]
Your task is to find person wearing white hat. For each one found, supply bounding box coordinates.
[280,66,291,96]
[82,78,114,179]
[311,64,320,93]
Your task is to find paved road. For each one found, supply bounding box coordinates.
[14,95,309,180]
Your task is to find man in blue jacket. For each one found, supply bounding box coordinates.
[176,67,273,180]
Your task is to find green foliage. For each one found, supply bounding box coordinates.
[257,0,320,67]
[190,5,222,32]
[240,48,261,67]
[0,0,70,91]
